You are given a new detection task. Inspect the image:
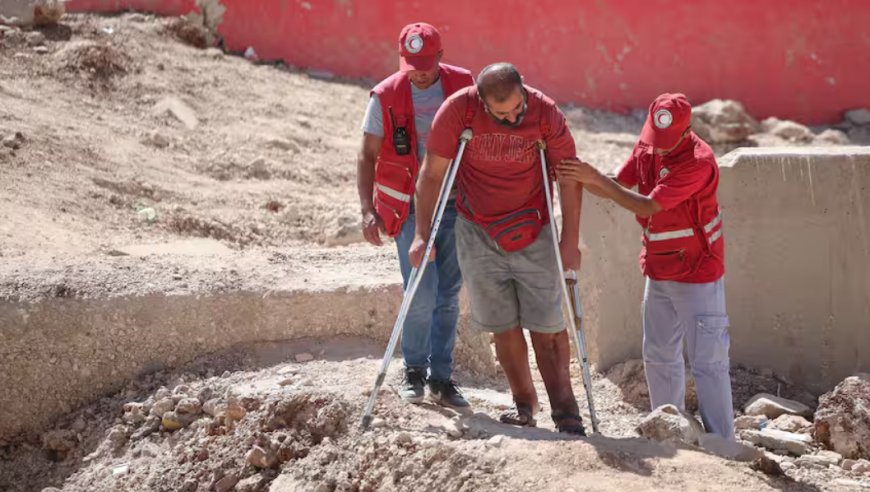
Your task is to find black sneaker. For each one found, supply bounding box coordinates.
[399,368,427,404]
[428,379,470,408]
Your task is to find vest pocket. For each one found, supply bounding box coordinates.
[643,249,693,280]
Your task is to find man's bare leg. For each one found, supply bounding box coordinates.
[530,330,583,432]
[494,326,539,422]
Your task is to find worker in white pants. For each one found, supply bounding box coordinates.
[556,93,735,439]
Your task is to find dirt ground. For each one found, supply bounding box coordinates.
[1,12,867,492]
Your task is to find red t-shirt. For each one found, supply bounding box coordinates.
[427,85,576,223]
[615,133,724,283]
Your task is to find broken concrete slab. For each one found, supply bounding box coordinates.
[795,450,843,468]
[698,433,763,462]
[744,393,813,419]
[741,428,813,456]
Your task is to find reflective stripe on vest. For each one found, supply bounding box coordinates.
[376,183,412,203]
[645,212,723,244]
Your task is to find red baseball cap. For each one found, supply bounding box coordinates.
[640,93,692,149]
[398,22,442,72]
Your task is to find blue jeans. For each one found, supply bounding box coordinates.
[394,202,462,381]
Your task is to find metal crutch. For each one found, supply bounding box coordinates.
[361,128,473,429]
[537,142,600,434]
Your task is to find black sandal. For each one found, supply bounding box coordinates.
[552,411,586,436]
[499,402,538,427]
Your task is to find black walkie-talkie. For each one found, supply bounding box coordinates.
[388,106,411,156]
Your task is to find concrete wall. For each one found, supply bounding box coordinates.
[581,147,870,394]
[0,287,496,443]
[65,0,870,123]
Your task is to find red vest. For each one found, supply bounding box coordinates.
[371,64,473,237]
[633,135,725,282]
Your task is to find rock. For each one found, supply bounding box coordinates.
[751,453,785,476]
[173,384,191,396]
[133,441,160,458]
[295,352,315,363]
[25,31,45,46]
[845,108,870,126]
[123,402,148,424]
[175,398,203,416]
[236,475,267,492]
[154,387,171,400]
[32,45,48,54]
[815,128,851,145]
[843,459,858,471]
[744,393,813,419]
[761,118,814,142]
[202,398,221,416]
[815,374,870,460]
[698,433,763,462]
[2,132,25,150]
[131,416,161,440]
[106,425,128,450]
[40,488,62,492]
[152,96,199,130]
[161,411,191,431]
[143,130,170,148]
[247,157,270,179]
[636,404,704,445]
[111,464,129,476]
[692,99,761,143]
[741,429,813,456]
[394,432,413,446]
[128,13,148,22]
[487,435,505,448]
[267,137,301,153]
[780,461,796,471]
[150,397,175,418]
[795,450,842,468]
[246,445,277,469]
[214,473,239,492]
[444,417,464,438]
[224,400,247,421]
[854,459,870,474]
[203,47,224,58]
[735,415,768,431]
[769,414,812,434]
[370,418,386,429]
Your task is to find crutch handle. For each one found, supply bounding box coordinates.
[460,128,473,142]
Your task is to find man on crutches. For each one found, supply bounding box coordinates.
[411,63,588,435]
[357,22,473,408]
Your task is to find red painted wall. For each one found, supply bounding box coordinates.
[67,0,870,124]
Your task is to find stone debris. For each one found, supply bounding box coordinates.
[744,393,813,419]
[692,99,760,143]
[741,428,813,456]
[636,404,704,446]
[814,374,870,460]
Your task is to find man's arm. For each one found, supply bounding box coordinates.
[409,152,452,266]
[357,133,386,245]
[589,175,662,217]
[558,179,583,270]
[557,159,661,217]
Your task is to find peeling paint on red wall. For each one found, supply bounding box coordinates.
[66,0,870,123]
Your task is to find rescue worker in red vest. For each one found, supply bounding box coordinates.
[411,63,587,435]
[556,93,735,439]
[357,23,474,407]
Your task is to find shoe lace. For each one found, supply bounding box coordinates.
[438,379,462,396]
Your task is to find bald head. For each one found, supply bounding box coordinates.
[476,62,523,103]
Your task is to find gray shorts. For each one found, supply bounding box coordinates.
[455,216,564,334]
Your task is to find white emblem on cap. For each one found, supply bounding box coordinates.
[405,34,424,54]
[654,109,673,129]
[659,167,670,179]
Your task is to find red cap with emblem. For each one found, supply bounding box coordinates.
[639,93,692,150]
[398,22,442,72]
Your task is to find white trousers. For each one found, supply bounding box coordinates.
[642,277,735,439]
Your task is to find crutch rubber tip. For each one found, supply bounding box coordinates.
[460,128,473,141]
[360,415,372,430]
